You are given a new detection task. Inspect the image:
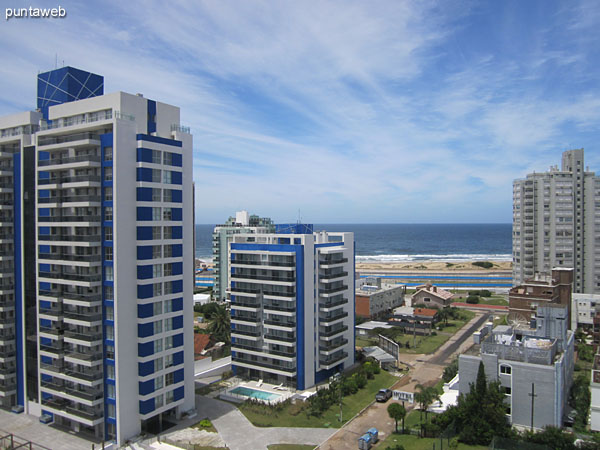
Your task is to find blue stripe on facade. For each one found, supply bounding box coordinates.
[14,153,24,406]
[147,99,156,134]
[136,134,182,147]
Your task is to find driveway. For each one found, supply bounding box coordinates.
[195,396,336,450]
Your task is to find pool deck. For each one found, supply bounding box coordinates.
[220,379,295,404]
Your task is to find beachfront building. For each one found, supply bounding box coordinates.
[0,67,195,445]
[411,284,454,308]
[508,268,573,326]
[459,304,574,430]
[212,211,274,301]
[355,277,405,319]
[512,149,600,294]
[229,224,355,390]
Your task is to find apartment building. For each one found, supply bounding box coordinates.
[355,277,405,319]
[229,224,355,390]
[212,211,274,301]
[0,67,195,445]
[459,304,574,430]
[512,149,600,294]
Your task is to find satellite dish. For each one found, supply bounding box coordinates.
[507,311,528,327]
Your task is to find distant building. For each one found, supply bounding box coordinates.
[355,277,405,319]
[212,211,275,301]
[512,149,600,294]
[355,320,394,338]
[508,268,573,327]
[412,284,454,308]
[459,305,574,430]
[390,306,439,335]
[229,225,355,390]
[571,293,600,330]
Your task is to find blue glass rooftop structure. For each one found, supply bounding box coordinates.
[275,223,314,234]
[37,66,104,119]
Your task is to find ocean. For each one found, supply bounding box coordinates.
[195,223,512,262]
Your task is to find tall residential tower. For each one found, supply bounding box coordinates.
[0,67,195,445]
[229,225,355,390]
[512,149,600,294]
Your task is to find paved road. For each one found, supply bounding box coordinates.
[428,313,490,365]
[318,312,486,450]
[195,395,336,450]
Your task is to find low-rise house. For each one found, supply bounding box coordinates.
[571,293,600,331]
[390,306,439,335]
[459,304,574,430]
[355,320,394,337]
[412,284,454,308]
[355,277,406,319]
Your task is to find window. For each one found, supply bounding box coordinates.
[164,263,172,276]
[163,208,172,221]
[105,226,113,241]
[153,357,163,372]
[163,170,172,184]
[500,365,512,375]
[502,386,512,396]
[155,375,164,390]
[163,152,173,165]
[165,353,174,368]
[153,283,162,296]
[106,364,115,379]
[164,282,173,295]
[164,299,173,313]
[107,403,116,419]
[105,305,114,321]
[152,207,161,221]
[105,247,113,261]
[106,344,115,359]
[104,187,113,201]
[104,206,113,221]
[165,336,174,350]
[164,317,173,332]
[155,394,164,409]
[104,169,112,182]
[163,189,172,202]
[423,297,430,302]
[105,324,114,340]
[163,226,173,239]
[154,338,163,353]
[152,169,161,183]
[104,147,113,161]
[105,285,114,300]
[166,389,174,404]
[165,370,175,386]
[152,226,162,240]
[153,319,163,334]
[152,150,161,164]
[106,384,116,399]
[164,245,173,258]
[105,266,114,281]
[152,188,161,202]
[152,245,162,259]
[153,264,162,278]
[153,301,163,316]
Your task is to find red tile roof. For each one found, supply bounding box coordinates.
[414,308,438,317]
[194,333,211,357]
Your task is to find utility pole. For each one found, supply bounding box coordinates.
[339,379,343,423]
[529,383,537,432]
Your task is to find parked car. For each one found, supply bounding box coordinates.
[375,388,392,402]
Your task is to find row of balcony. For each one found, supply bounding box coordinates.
[38,175,102,185]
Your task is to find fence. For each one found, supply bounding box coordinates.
[0,431,52,450]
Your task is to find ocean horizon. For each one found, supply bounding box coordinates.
[195,223,512,263]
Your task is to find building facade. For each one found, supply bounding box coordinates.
[229,224,355,390]
[355,277,405,319]
[591,351,600,431]
[212,211,274,301]
[508,268,573,326]
[0,67,195,445]
[571,293,600,331]
[459,305,574,430]
[512,149,600,294]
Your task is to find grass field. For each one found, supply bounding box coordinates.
[239,370,398,428]
[267,445,316,450]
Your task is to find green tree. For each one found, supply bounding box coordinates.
[415,384,440,429]
[524,426,576,450]
[208,304,230,344]
[443,359,459,382]
[387,402,406,434]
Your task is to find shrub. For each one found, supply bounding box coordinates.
[480,290,492,297]
[198,419,212,428]
[472,261,493,269]
[466,295,480,304]
[443,359,459,382]
[354,372,367,389]
[373,364,381,374]
[468,290,480,296]
[431,331,437,336]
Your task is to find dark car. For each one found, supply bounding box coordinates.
[375,388,392,402]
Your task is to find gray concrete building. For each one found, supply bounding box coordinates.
[212,211,274,301]
[512,149,600,294]
[459,305,574,430]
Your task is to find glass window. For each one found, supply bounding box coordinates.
[105,226,113,241]
[107,384,116,399]
[165,353,174,368]
[154,319,163,334]
[104,206,113,221]
[164,245,173,258]
[152,188,161,202]
[152,245,162,259]
[163,226,172,239]
[107,403,116,418]
[164,317,173,332]
[165,336,174,350]
[104,187,113,201]
[154,357,163,372]
[152,207,161,221]
[153,301,163,316]
[105,247,113,261]
[154,338,163,353]
[152,150,161,164]
[105,285,114,300]
[104,147,113,161]
[105,305,114,321]
[104,169,112,182]
[106,364,115,379]
[166,389,174,403]
[153,264,162,278]
[164,282,172,295]
[153,283,162,296]
[163,170,172,184]
[163,152,173,165]
[155,375,164,390]
[152,169,161,183]
[164,299,173,313]
[105,324,114,340]
[500,365,512,375]
[155,394,164,408]
[163,208,172,221]
[163,263,172,276]
[152,226,162,240]
[105,266,114,281]
[165,370,174,385]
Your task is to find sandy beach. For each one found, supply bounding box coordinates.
[356,260,512,274]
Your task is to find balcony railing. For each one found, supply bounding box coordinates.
[64,330,103,342]
[263,303,296,313]
[232,356,296,373]
[231,273,296,282]
[38,215,101,223]
[38,175,102,185]
[264,333,295,343]
[39,271,102,283]
[38,195,102,204]
[319,258,348,265]
[38,133,101,148]
[37,235,102,242]
[232,259,294,268]
[320,352,348,366]
[264,319,295,328]
[319,338,348,351]
[320,312,349,323]
[231,329,262,337]
[319,285,348,295]
[320,325,349,338]
[38,253,102,263]
[319,297,348,309]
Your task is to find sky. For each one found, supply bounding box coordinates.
[1,0,599,224]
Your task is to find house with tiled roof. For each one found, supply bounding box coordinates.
[390,306,439,335]
[412,284,454,308]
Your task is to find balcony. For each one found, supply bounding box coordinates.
[232,259,294,268]
[64,369,103,383]
[38,253,102,263]
[37,133,101,148]
[320,271,348,281]
[38,195,102,204]
[264,333,295,343]
[319,297,348,309]
[320,338,348,352]
[319,285,348,296]
[39,271,102,283]
[231,315,261,325]
[320,325,349,338]
[38,215,101,223]
[263,290,295,298]
[63,311,103,325]
[231,329,262,338]
[38,175,102,185]
[320,311,348,324]
[64,330,103,344]
[232,355,296,374]
[39,343,64,356]
[39,290,101,304]
[231,273,296,283]
[319,257,348,266]
[264,319,295,328]
[64,349,103,364]
[263,303,296,313]
[37,235,102,243]
[320,352,348,367]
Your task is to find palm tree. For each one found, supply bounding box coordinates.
[414,384,441,436]
[387,402,406,434]
[208,304,231,344]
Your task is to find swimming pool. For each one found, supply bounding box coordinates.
[230,386,282,401]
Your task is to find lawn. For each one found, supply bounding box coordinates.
[395,333,452,354]
[239,370,398,428]
[267,445,316,450]
[356,336,377,348]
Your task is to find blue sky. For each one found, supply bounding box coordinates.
[1,0,599,224]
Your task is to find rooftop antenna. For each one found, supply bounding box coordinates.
[297,209,302,224]
[54,54,58,69]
